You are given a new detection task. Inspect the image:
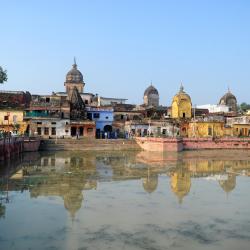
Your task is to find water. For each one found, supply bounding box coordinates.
[0,150,250,250]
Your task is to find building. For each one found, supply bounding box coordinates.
[124,120,179,137]
[26,62,95,138]
[219,89,237,113]
[64,58,85,94]
[96,96,127,107]
[227,116,250,137]
[143,84,159,107]
[86,107,114,138]
[0,90,31,134]
[196,104,229,114]
[0,108,27,134]
[187,119,225,138]
[171,85,192,119]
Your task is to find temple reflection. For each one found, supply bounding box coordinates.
[169,166,191,203]
[1,150,250,217]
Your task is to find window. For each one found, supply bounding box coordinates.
[65,130,69,133]
[37,127,41,135]
[93,113,100,119]
[51,127,56,135]
[51,158,56,166]
[183,113,186,118]
[44,127,49,135]
[87,113,92,120]
[106,116,109,119]
[37,122,42,125]
[85,100,88,104]
[208,127,212,136]
[13,115,17,123]
[162,129,166,135]
[157,127,161,134]
[43,158,48,166]
[46,97,50,103]
[51,122,56,125]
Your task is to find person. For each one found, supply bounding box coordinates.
[76,129,79,139]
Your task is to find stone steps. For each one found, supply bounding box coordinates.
[40,139,140,151]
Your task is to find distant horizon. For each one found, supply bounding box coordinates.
[1,0,250,105]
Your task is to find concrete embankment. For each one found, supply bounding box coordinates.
[136,137,250,152]
[39,138,141,151]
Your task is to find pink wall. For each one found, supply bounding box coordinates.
[136,137,250,152]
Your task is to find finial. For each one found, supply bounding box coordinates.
[73,57,77,69]
[228,85,231,93]
[150,80,152,86]
[180,83,184,92]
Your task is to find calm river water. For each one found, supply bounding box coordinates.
[0,150,250,250]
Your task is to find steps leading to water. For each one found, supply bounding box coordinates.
[40,138,141,151]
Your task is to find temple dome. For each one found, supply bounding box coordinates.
[219,91,236,104]
[171,84,192,119]
[219,89,237,112]
[144,85,159,97]
[143,83,159,107]
[219,174,236,193]
[172,85,191,103]
[65,62,84,84]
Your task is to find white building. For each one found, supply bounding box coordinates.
[197,104,229,113]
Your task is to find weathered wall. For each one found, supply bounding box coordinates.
[40,138,141,151]
[136,137,250,152]
[0,137,24,160]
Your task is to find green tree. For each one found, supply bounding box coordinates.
[239,102,250,112]
[0,66,8,83]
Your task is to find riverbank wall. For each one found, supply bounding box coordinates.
[136,137,250,152]
[0,137,24,161]
[39,138,141,151]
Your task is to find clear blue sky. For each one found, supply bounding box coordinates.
[1,0,250,105]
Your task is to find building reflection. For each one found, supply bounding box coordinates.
[169,166,191,203]
[219,174,236,194]
[142,168,158,193]
[1,150,250,217]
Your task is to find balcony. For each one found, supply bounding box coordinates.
[24,111,61,118]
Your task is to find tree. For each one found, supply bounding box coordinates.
[0,66,8,83]
[239,102,250,112]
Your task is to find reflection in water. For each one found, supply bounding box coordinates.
[0,150,250,250]
[170,166,191,203]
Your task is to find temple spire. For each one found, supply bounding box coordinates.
[180,83,184,92]
[73,57,77,69]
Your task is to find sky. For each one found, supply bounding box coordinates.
[1,0,250,106]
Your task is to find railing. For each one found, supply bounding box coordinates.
[24,112,61,118]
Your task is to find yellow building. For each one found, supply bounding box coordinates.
[0,109,27,134]
[187,121,225,138]
[232,124,250,137]
[171,85,192,119]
